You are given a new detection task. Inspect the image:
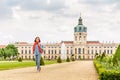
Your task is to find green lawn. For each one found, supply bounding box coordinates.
[0,60,57,71]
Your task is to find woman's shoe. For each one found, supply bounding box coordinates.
[38,67,41,72]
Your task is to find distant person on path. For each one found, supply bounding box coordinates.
[33,37,43,72]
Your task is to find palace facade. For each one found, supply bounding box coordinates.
[14,16,119,60]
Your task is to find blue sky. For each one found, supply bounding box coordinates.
[0,0,120,44]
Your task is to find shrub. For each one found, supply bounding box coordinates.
[33,57,35,61]
[18,57,22,62]
[40,57,45,66]
[113,44,120,66]
[66,56,70,62]
[57,56,62,63]
[94,44,120,80]
[100,70,120,80]
[78,55,81,60]
[94,59,120,80]
[100,52,106,61]
[71,57,75,61]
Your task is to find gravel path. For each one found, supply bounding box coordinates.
[0,61,98,80]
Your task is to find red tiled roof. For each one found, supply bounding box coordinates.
[87,41,100,44]
[61,41,73,44]
[0,45,6,48]
[15,42,28,44]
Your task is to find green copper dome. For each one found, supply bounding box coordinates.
[74,16,87,32]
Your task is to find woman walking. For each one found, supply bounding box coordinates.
[33,37,43,72]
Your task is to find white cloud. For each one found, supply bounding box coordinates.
[0,0,120,44]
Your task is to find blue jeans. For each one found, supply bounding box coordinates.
[34,54,41,70]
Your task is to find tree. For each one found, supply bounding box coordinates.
[5,44,18,57]
[113,44,120,66]
[4,48,11,58]
[1,48,7,59]
[100,52,106,61]
[57,56,62,63]
[66,56,70,62]
[0,49,3,57]
[40,57,45,66]
[71,57,75,61]
[95,53,99,57]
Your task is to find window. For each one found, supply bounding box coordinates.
[59,50,61,54]
[48,50,50,54]
[79,36,81,40]
[52,50,53,54]
[51,56,53,59]
[74,27,77,32]
[79,27,81,31]
[88,50,89,54]
[25,50,27,54]
[95,50,97,53]
[78,48,81,54]
[55,50,56,54]
[75,48,77,54]
[67,50,69,54]
[91,50,93,54]
[44,50,46,54]
[107,50,109,54]
[21,56,23,59]
[111,50,113,54]
[83,48,85,54]
[104,50,106,53]
[83,56,85,59]
[48,56,50,59]
[29,50,31,54]
[83,27,86,32]
[21,50,23,54]
[71,50,72,54]
[29,56,31,59]
[99,50,101,54]
[25,56,27,59]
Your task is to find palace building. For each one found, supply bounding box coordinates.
[14,16,119,60]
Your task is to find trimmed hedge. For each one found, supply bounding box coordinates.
[57,56,62,63]
[66,56,70,62]
[40,57,45,66]
[18,57,22,62]
[94,60,120,80]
